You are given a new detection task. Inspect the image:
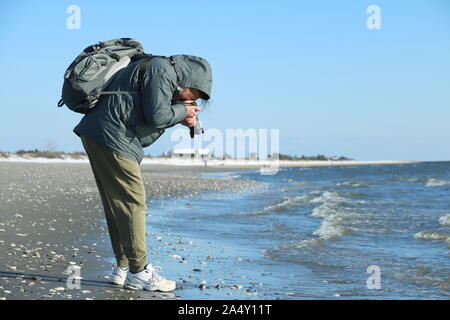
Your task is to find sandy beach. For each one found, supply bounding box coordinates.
[0,162,260,300]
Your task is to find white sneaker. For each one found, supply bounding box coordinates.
[124,264,176,292]
[110,265,129,286]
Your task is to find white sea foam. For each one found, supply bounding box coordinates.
[312,212,357,239]
[295,238,324,248]
[414,231,449,241]
[237,194,311,216]
[264,194,310,212]
[414,230,450,250]
[425,178,450,187]
[309,191,345,204]
[243,194,311,216]
[438,214,450,226]
[308,191,362,239]
[311,204,337,218]
[312,220,350,239]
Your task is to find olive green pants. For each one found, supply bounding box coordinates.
[80,135,148,273]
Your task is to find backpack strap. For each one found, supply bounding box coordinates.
[102,56,153,95]
[168,56,180,83]
[102,55,181,96]
[137,57,152,94]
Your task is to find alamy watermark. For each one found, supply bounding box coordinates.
[366,5,381,30]
[366,265,381,289]
[170,128,280,175]
[66,5,81,30]
[66,265,82,289]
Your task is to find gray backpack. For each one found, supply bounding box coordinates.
[57,38,147,114]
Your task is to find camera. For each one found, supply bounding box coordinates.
[173,100,204,138]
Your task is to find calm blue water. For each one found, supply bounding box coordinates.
[147,162,450,299]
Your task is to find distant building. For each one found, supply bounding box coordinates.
[170,148,210,159]
[249,152,259,160]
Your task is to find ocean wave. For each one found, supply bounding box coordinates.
[261,239,325,260]
[265,239,325,252]
[296,238,325,248]
[388,176,427,183]
[311,190,366,204]
[308,191,364,240]
[309,191,345,204]
[264,194,310,211]
[336,180,372,188]
[311,203,337,218]
[347,192,370,198]
[237,194,311,216]
[425,178,450,187]
[262,240,357,269]
[312,213,357,239]
[438,214,450,226]
[414,231,449,241]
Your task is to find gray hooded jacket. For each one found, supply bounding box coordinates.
[73,55,212,164]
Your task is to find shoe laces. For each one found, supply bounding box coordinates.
[145,265,164,282]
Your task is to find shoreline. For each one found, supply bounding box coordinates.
[0,162,260,300]
[0,156,424,168]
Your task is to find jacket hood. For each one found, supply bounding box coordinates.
[170,55,212,100]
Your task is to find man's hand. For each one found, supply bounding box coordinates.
[179,100,200,127]
[180,117,196,127]
[182,100,201,118]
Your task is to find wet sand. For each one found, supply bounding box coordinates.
[0,162,260,300]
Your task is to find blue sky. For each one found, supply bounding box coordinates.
[0,0,449,161]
